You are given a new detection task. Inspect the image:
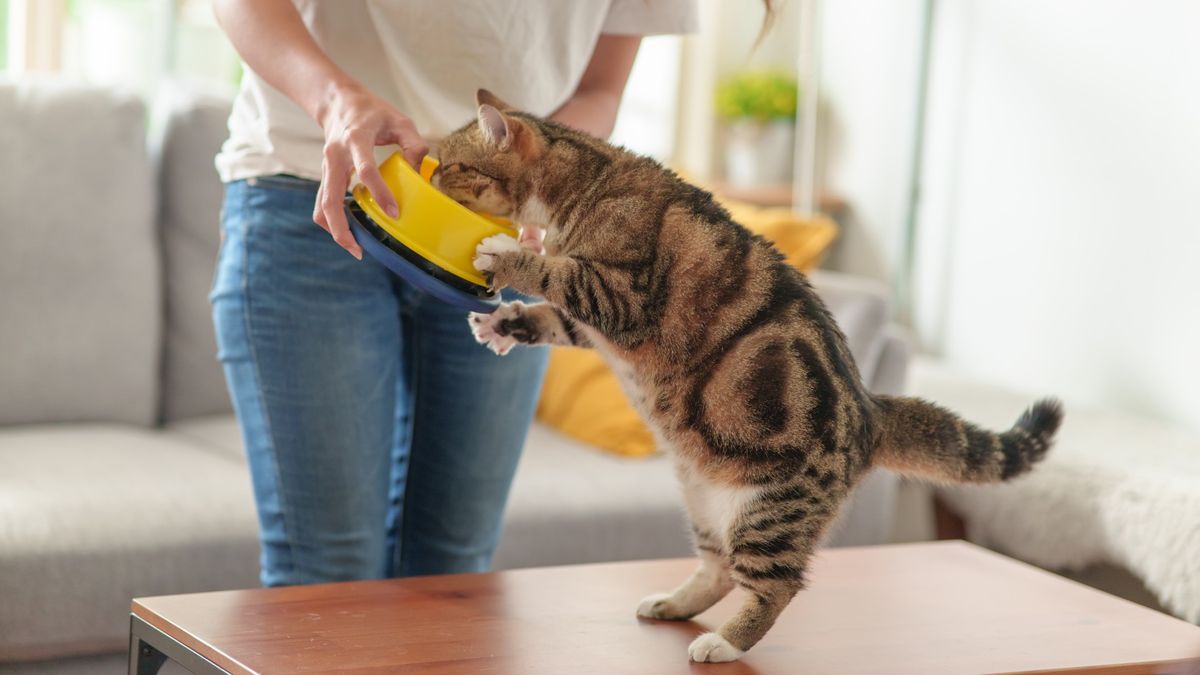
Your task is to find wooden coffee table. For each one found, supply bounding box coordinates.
[129,541,1200,674]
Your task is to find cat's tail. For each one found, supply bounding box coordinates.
[871,395,1063,483]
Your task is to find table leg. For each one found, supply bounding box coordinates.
[129,632,167,675]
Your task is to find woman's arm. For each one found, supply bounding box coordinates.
[550,35,642,138]
[213,0,427,259]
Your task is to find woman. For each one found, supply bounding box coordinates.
[210,0,696,586]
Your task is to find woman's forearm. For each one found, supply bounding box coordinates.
[212,0,357,126]
[550,35,641,138]
[550,89,625,139]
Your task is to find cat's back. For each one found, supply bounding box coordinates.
[607,167,876,479]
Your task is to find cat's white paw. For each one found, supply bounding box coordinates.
[473,234,522,272]
[636,592,676,619]
[688,632,743,663]
[468,305,518,356]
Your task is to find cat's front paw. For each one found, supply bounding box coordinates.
[468,301,530,356]
[688,632,743,663]
[636,592,691,621]
[473,233,522,278]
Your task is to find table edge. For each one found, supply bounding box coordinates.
[132,603,249,675]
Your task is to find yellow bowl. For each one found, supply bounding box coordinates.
[350,154,517,290]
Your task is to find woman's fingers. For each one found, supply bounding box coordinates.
[399,132,430,170]
[310,86,429,261]
[313,180,329,231]
[320,144,362,260]
[348,136,398,219]
[378,115,429,170]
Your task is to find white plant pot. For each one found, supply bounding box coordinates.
[724,119,796,188]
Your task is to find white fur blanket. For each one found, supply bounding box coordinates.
[912,361,1200,623]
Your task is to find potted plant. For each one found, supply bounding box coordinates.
[716,70,799,187]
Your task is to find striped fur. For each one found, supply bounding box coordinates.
[442,90,1063,662]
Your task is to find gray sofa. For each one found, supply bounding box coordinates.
[0,81,910,673]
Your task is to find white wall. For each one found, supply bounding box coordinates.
[911,0,1200,430]
[816,0,927,285]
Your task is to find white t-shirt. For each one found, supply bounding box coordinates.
[215,0,698,183]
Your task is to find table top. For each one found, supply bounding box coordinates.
[132,541,1200,675]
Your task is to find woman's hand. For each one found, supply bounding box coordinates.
[213,0,429,259]
[313,83,429,259]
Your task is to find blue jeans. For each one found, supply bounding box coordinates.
[211,175,547,586]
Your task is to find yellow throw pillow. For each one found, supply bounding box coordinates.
[722,201,838,272]
[535,197,838,458]
[536,347,658,458]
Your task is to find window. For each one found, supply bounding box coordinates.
[0,0,8,72]
[4,0,239,97]
[611,36,685,161]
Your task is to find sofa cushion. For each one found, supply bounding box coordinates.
[493,423,693,569]
[154,87,236,421]
[0,425,259,661]
[0,81,159,426]
[167,413,247,464]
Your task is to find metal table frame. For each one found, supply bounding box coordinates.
[129,614,227,675]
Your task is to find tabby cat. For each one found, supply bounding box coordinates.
[433,90,1063,663]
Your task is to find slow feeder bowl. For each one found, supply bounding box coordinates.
[345,153,517,313]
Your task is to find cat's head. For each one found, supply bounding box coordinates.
[433,89,543,217]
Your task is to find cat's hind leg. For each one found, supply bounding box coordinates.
[688,482,836,662]
[469,301,591,355]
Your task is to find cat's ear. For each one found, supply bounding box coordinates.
[477,104,512,150]
[478,104,542,159]
[476,88,515,112]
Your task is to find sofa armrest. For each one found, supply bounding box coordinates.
[871,325,912,396]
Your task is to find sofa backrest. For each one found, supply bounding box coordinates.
[153,87,235,422]
[0,81,160,426]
